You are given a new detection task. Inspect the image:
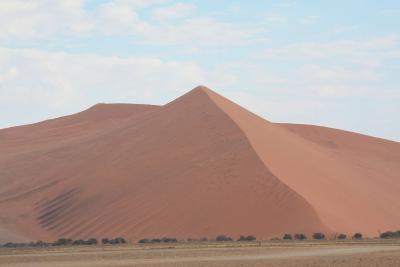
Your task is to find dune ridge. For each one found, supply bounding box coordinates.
[0,86,399,242]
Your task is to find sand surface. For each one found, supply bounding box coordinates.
[0,86,399,242]
[1,241,400,267]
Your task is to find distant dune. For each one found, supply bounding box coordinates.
[0,86,399,242]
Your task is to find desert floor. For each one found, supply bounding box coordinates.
[1,240,400,267]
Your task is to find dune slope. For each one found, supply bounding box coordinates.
[0,86,399,242]
[205,88,400,235]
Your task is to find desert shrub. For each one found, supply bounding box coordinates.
[380,231,400,239]
[72,239,86,245]
[87,238,98,245]
[294,234,307,240]
[162,237,177,243]
[115,237,127,244]
[3,242,18,248]
[138,239,151,244]
[7,242,30,248]
[216,235,233,242]
[103,237,127,245]
[70,239,97,245]
[352,233,362,240]
[283,234,293,240]
[138,237,177,244]
[312,233,325,240]
[238,235,256,241]
[337,234,347,240]
[52,238,73,246]
[26,241,51,247]
[271,237,280,241]
[200,237,208,242]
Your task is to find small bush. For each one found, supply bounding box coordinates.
[115,237,127,244]
[87,238,98,245]
[352,233,362,239]
[283,234,293,240]
[72,239,85,245]
[104,237,127,244]
[271,237,281,241]
[294,234,307,240]
[70,239,97,246]
[238,235,256,241]
[216,235,233,242]
[162,237,177,243]
[52,238,73,246]
[380,231,400,239]
[32,241,51,247]
[3,242,19,248]
[337,234,347,240]
[138,239,151,244]
[312,233,325,240]
[381,231,397,239]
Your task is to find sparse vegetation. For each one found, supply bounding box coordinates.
[52,238,73,246]
[216,235,233,242]
[0,237,130,248]
[283,234,293,240]
[352,233,362,240]
[72,239,98,245]
[337,234,347,240]
[294,234,307,240]
[380,230,400,239]
[238,235,256,241]
[161,237,178,243]
[312,233,325,240]
[101,238,127,245]
[138,237,177,244]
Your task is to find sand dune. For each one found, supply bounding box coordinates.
[0,86,399,242]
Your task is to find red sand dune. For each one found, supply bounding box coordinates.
[0,86,399,243]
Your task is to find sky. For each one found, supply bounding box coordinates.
[0,0,399,141]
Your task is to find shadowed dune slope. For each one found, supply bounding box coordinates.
[204,88,400,236]
[0,86,399,242]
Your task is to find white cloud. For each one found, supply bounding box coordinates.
[0,0,91,40]
[136,18,264,45]
[0,47,205,127]
[263,35,400,68]
[0,0,264,46]
[299,64,381,82]
[152,3,196,20]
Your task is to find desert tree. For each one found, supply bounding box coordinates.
[312,233,325,240]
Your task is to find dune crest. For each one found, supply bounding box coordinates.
[0,86,399,242]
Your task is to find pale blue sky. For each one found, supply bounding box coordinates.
[0,0,399,140]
